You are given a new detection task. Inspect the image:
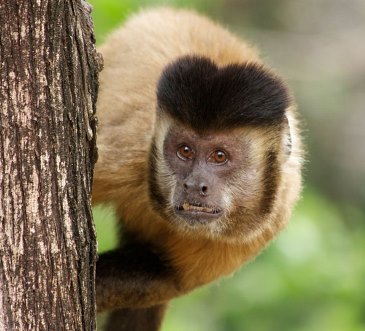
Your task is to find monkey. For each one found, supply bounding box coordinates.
[93,7,303,331]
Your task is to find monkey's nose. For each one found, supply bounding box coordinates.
[200,185,208,195]
[183,182,208,196]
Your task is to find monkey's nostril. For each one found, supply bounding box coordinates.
[183,183,188,190]
[201,185,208,194]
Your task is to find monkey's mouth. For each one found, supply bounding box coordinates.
[174,202,222,224]
[176,202,221,214]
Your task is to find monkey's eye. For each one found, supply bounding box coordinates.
[208,150,228,165]
[177,145,194,160]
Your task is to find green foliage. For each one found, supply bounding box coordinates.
[93,205,119,253]
[89,0,138,43]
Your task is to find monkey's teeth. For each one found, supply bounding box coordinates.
[180,202,219,214]
[182,202,191,210]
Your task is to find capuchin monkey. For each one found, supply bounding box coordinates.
[93,7,303,331]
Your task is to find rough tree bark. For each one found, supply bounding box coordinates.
[0,1,101,330]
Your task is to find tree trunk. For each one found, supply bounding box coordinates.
[0,1,101,330]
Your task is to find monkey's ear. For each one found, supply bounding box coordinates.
[282,115,292,158]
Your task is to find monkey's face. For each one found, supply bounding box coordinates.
[149,121,284,241]
[163,125,244,227]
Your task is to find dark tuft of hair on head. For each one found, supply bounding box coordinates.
[156,55,290,132]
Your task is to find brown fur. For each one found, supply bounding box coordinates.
[105,304,167,331]
[93,6,303,325]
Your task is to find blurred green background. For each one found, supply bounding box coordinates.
[89,0,365,330]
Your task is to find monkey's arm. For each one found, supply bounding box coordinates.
[96,240,181,311]
[103,305,168,331]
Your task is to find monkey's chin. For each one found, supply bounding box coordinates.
[174,207,223,226]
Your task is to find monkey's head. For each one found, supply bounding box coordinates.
[149,55,295,242]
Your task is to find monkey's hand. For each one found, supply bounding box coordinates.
[96,241,181,312]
